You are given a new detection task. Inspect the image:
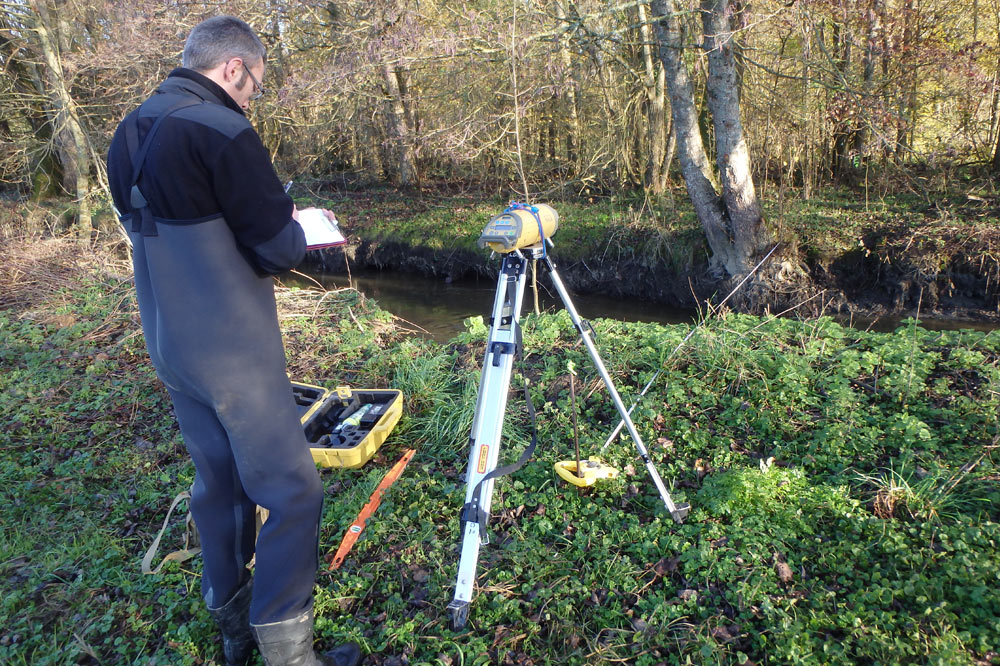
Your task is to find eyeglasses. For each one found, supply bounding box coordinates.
[242,62,266,101]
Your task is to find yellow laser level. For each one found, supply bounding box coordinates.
[477,203,559,253]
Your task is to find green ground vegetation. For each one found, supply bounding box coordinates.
[1,235,998,665]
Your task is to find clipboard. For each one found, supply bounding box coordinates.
[297,208,346,249]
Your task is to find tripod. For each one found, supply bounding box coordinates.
[447,243,690,630]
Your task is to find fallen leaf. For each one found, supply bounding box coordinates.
[653,556,679,576]
[711,625,734,642]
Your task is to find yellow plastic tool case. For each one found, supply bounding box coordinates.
[296,385,403,469]
[291,381,331,424]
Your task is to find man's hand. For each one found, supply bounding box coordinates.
[297,207,337,224]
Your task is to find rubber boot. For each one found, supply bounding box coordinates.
[206,579,256,666]
[251,608,362,666]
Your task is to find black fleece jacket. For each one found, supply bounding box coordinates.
[107,68,303,273]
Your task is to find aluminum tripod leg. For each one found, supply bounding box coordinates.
[448,253,529,630]
[542,256,690,524]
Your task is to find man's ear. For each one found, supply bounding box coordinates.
[223,57,243,83]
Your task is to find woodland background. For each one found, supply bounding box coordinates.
[2,0,998,240]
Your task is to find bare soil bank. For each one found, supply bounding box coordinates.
[308,224,1000,325]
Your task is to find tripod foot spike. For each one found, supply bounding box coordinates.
[448,600,469,630]
[671,503,692,524]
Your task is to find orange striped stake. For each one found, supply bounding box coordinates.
[328,448,416,570]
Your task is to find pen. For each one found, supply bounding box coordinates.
[283,180,293,193]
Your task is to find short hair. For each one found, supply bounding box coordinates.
[182,16,266,72]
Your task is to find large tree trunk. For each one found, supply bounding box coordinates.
[31,0,92,241]
[700,0,769,268]
[396,64,422,180]
[895,0,916,158]
[556,2,581,171]
[829,2,853,180]
[855,0,879,160]
[651,0,770,278]
[651,0,730,272]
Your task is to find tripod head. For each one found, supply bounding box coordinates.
[477,203,558,253]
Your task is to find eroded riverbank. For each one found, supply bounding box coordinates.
[303,229,1000,331]
[293,189,1000,326]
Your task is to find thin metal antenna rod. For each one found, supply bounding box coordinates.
[600,244,780,450]
[542,254,690,524]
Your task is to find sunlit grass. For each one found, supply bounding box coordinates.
[2,235,999,664]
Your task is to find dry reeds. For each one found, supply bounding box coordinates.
[0,234,135,354]
[0,235,104,312]
[0,235,408,369]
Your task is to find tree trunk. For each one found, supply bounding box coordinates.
[652,65,672,191]
[556,2,580,170]
[800,11,814,199]
[547,104,556,161]
[664,111,677,182]
[855,0,879,160]
[31,0,92,241]
[396,65,420,180]
[651,0,735,275]
[701,0,768,268]
[381,63,418,188]
[830,6,853,181]
[536,106,547,163]
[652,0,771,278]
[896,0,916,158]
[639,1,670,193]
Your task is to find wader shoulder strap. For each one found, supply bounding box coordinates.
[141,490,201,575]
[124,96,201,237]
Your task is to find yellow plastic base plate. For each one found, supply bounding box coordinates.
[554,458,620,487]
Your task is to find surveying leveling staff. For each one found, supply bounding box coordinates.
[107,16,361,666]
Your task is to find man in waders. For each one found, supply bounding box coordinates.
[106,16,361,666]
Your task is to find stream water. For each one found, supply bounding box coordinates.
[285,267,998,343]
[285,268,693,342]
